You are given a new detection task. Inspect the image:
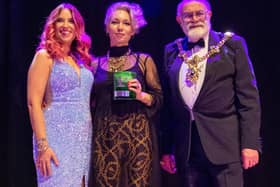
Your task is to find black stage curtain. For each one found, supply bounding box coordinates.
[1,0,278,186]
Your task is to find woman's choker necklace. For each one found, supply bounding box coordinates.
[108,46,130,57]
[107,47,131,72]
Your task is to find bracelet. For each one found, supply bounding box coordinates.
[149,94,154,104]
[147,93,154,106]
[36,138,49,153]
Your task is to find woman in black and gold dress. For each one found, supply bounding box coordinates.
[90,2,163,187]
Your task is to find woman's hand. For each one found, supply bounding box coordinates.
[128,79,153,106]
[128,78,142,98]
[36,147,59,177]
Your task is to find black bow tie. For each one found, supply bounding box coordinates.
[187,38,205,50]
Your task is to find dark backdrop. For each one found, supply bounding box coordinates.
[1,0,278,187]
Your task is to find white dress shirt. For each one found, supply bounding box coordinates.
[179,35,209,119]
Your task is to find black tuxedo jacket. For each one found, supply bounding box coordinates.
[161,31,261,168]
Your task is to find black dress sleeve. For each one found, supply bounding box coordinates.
[138,53,163,118]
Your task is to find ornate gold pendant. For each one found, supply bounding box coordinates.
[185,55,201,86]
[188,55,199,65]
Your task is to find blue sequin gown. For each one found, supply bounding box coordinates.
[33,59,94,187]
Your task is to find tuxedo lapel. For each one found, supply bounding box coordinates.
[207,31,222,64]
[195,31,223,104]
[169,54,185,105]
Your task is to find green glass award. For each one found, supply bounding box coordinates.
[113,71,136,100]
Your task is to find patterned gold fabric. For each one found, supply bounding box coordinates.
[93,113,152,187]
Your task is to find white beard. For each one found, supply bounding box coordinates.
[181,20,211,42]
[187,27,207,42]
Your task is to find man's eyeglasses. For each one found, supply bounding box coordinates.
[181,10,208,20]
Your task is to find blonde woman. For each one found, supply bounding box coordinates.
[90,2,162,187]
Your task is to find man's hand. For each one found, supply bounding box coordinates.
[160,154,177,174]
[242,148,259,169]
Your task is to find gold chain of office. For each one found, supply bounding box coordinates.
[176,32,234,85]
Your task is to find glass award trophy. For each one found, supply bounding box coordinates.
[113,71,136,100]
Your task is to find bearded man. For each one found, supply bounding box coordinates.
[159,0,261,186]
